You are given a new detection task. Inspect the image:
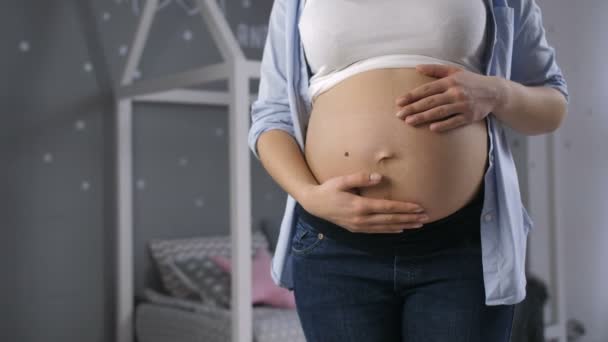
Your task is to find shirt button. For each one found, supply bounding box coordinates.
[484,213,494,222]
[318,233,324,240]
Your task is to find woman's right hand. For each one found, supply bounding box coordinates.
[300,171,430,234]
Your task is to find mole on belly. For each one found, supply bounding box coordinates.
[344,151,349,157]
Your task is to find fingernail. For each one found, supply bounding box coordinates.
[395,110,403,117]
[419,215,430,222]
[370,173,381,181]
[414,207,424,213]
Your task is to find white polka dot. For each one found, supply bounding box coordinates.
[195,197,205,207]
[81,180,91,191]
[74,119,86,131]
[84,62,93,72]
[119,45,128,56]
[136,179,146,190]
[102,11,111,21]
[43,153,53,163]
[183,29,193,41]
[215,127,224,137]
[179,157,189,166]
[19,41,30,52]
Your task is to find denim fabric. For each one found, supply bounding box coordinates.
[291,216,515,342]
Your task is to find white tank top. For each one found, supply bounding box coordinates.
[298,0,488,102]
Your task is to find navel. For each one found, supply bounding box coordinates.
[374,149,395,163]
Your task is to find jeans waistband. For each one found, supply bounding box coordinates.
[294,184,485,256]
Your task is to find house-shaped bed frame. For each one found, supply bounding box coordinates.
[115,0,257,341]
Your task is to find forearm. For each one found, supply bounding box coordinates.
[256,129,319,204]
[491,76,568,135]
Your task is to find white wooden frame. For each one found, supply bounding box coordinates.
[527,131,568,342]
[114,0,259,341]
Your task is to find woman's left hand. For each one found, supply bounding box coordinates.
[395,64,503,132]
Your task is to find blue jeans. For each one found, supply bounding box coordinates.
[291,215,515,342]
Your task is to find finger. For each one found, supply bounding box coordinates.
[357,197,425,215]
[395,79,450,106]
[357,212,429,225]
[396,92,452,119]
[334,171,382,191]
[429,114,469,132]
[404,102,467,126]
[415,64,462,78]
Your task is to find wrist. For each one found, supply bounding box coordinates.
[294,183,318,208]
[491,76,511,114]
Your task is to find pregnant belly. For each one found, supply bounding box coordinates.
[304,68,489,223]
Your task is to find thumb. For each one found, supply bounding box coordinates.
[334,171,382,192]
[415,64,460,78]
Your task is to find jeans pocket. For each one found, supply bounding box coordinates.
[291,218,326,256]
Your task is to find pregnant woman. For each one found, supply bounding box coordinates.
[248,0,569,341]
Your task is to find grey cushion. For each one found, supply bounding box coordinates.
[143,288,230,319]
[148,230,269,307]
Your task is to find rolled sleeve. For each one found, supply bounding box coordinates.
[248,0,297,160]
[510,0,569,103]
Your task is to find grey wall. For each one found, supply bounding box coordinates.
[0,1,281,341]
[537,1,608,341]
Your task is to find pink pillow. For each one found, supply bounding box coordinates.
[209,247,296,309]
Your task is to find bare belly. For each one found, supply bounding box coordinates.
[304,68,489,222]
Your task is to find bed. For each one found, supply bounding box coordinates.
[134,229,306,342]
[135,289,305,342]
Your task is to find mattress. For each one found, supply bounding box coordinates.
[135,302,306,342]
